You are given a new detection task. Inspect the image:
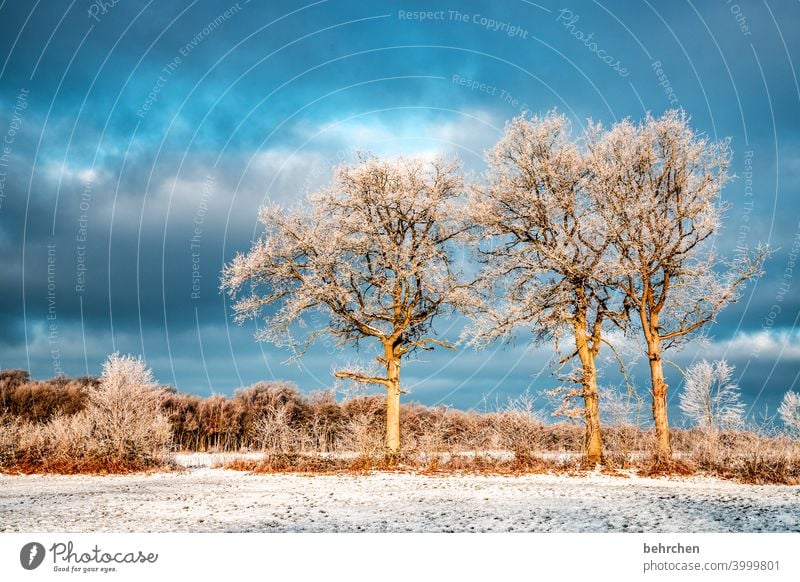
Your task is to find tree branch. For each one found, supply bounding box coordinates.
[396,337,456,356]
[333,371,390,387]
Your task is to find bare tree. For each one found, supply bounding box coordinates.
[467,111,625,465]
[90,353,172,466]
[679,359,744,431]
[778,390,800,438]
[221,155,472,462]
[587,110,765,465]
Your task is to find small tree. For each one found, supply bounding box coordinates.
[587,110,765,465]
[221,155,472,462]
[468,111,625,465]
[90,353,172,465]
[778,390,800,437]
[679,359,744,432]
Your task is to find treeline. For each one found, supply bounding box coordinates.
[2,367,799,483]
[1,369,582,454]
[0,369,94,421]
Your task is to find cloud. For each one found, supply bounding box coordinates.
[696,329,800,362]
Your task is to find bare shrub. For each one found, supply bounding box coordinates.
[602,388,649,468]
[84,354,172,468]
[161,391,203,450]
[251,404,301,454]
[0,414,27,468]
[345,412,385,464]
[491,392,545,468]
[40,413,93,471]
[778,391,800,438]
[3,364,797,482]
[304,390,345,453]
[652,423,800,485]
[402,404,453,469]
[196,395,242,451]
[233,382,308,443]
[680,360,744,431]
[728,433,800,485]
[0,372,90,423]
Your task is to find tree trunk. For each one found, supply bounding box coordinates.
[384,342,401,464]
[647,338,671,465]
[574,320,604,466]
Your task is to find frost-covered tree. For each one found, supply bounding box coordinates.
[679,359,744,431]
[778,390,800,437]
[467,111,626,465]
[90,353,172,466]
[587,110,765,465]
[221,155,472,461]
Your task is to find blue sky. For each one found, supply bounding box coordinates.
[1,0,798,423]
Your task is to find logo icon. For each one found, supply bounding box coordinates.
[20,542,46,570]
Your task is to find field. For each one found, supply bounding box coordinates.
[1,455,798,533]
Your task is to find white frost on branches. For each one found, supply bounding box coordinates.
[777,390,800,437]
[679,359,744,431]
[221,153,473,371]
[222,155,476,457]
[464,110,629,460]
[91,353,171,462]
[586,110,766,351]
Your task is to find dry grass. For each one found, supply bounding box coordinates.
[677,430,800,485]
[0,410,173,475]
[223,451,579,476]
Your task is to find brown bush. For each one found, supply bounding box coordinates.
[161,391,204,450]
[233,382,309,439]
[0,371,90,423]
[304,390,346,452]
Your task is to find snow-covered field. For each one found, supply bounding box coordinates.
[1,460,798,533]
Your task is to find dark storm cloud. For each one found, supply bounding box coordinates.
[1,0,798,415]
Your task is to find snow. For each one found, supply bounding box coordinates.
[1,462,798,533]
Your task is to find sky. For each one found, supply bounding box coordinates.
[0,0,798,424]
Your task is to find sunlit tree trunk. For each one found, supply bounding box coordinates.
[384,342,401,463]
[574,317,604,466]
[646,335,671,464]
[638,299,672,464]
